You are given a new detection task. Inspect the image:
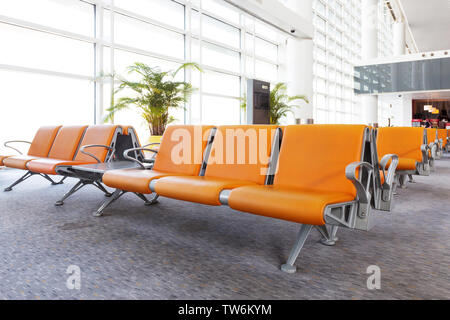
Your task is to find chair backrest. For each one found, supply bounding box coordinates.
[438,129,447,146]
[27,126,61,157]
[204,125,278,184]
[74,125,120,162]
[152,125,214,175]
[377,127,424,163]
[427,128,437,144]
[113,126,141,161]
[47,126,88,160]
[274,125,368,197]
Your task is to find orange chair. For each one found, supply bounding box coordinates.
[437,129,448,157]
[369,129,398,211]
[151,125,278,206]
[41,125,122,206]
[0,155,10,167]
[3,126,62,191]
[26,125,89,176]
[148,125,375,273]
[377,127,430,189]
[426,128,439,162]
[98,125,214,216]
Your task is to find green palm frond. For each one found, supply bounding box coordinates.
[104,62,201,135]
[238,82,308,124]
[269,82,308,125]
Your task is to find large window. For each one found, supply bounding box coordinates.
[0,0,284,146]
[0,0,95,147]
[312,0,362,124]
[311,0,395,125]
[188,1,282,127]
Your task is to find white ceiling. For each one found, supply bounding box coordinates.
[400,0,450,52]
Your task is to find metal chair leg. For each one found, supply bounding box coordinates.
[316,225,339,246]
[93,189,125,217]
[330,225,339,242]
[4,171,34,191]
[92,181,112,197]
[55,180,86,206]
[398,174,407,189]
[134,193,159,205]
[281,224,313,274]
[40,173,66,185]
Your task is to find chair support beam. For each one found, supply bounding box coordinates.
[4,171,65,191]
[281,224,313,274]
[55,179,112,206]
[315,225,339,246]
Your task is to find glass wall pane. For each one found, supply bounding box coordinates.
[201,42,240,72]
[201,0,240,24]
[0,0,94,36]
[255,60,277,81]
[0,23,94,76]
[202,71,240,97]
[202,96,240,125]
[255,38,278,62]
[0,70,94,147]
[114,0,185,29]
[113,49,181,79]
[202,15,240,48]
[114,13,184,60]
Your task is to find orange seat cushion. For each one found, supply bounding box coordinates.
[379,170,385,185]
[228,185,355,225]
[377,127,424,165]
[204,125,277,185]
[27,126,61,158]
[102,168,178,194]
[26,158,94,175]
[396,158,417,171]
[273,125,365,197]
[4,155,41,170]
[383,156,417,172]
[0,155,12,166]
[154,176,257,206]
[47,125,88,160]
[427,128,437,144]
[438,129,448,147]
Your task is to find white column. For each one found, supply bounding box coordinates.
[393,21,406,56]
[393,22,413,126]
[361,0,378,125]
[284,0,313,124]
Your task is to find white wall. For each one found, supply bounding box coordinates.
[379,94,413,127]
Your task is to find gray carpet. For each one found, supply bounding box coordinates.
[0,157,449,300]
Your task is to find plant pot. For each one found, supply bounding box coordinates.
[148,135,163,145]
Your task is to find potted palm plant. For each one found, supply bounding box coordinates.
[104,62,201,142]
[241,82,309,124]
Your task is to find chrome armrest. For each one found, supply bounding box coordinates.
[428,142,437,160]
[421,144,429,163]
[142,142,160,149]
[80,144,115,164]
[379,154,398,188]
[123,147,158,169]
[3,140,31,155]
[345,161,373,204]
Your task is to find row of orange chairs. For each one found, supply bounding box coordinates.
[1,124,446,272]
